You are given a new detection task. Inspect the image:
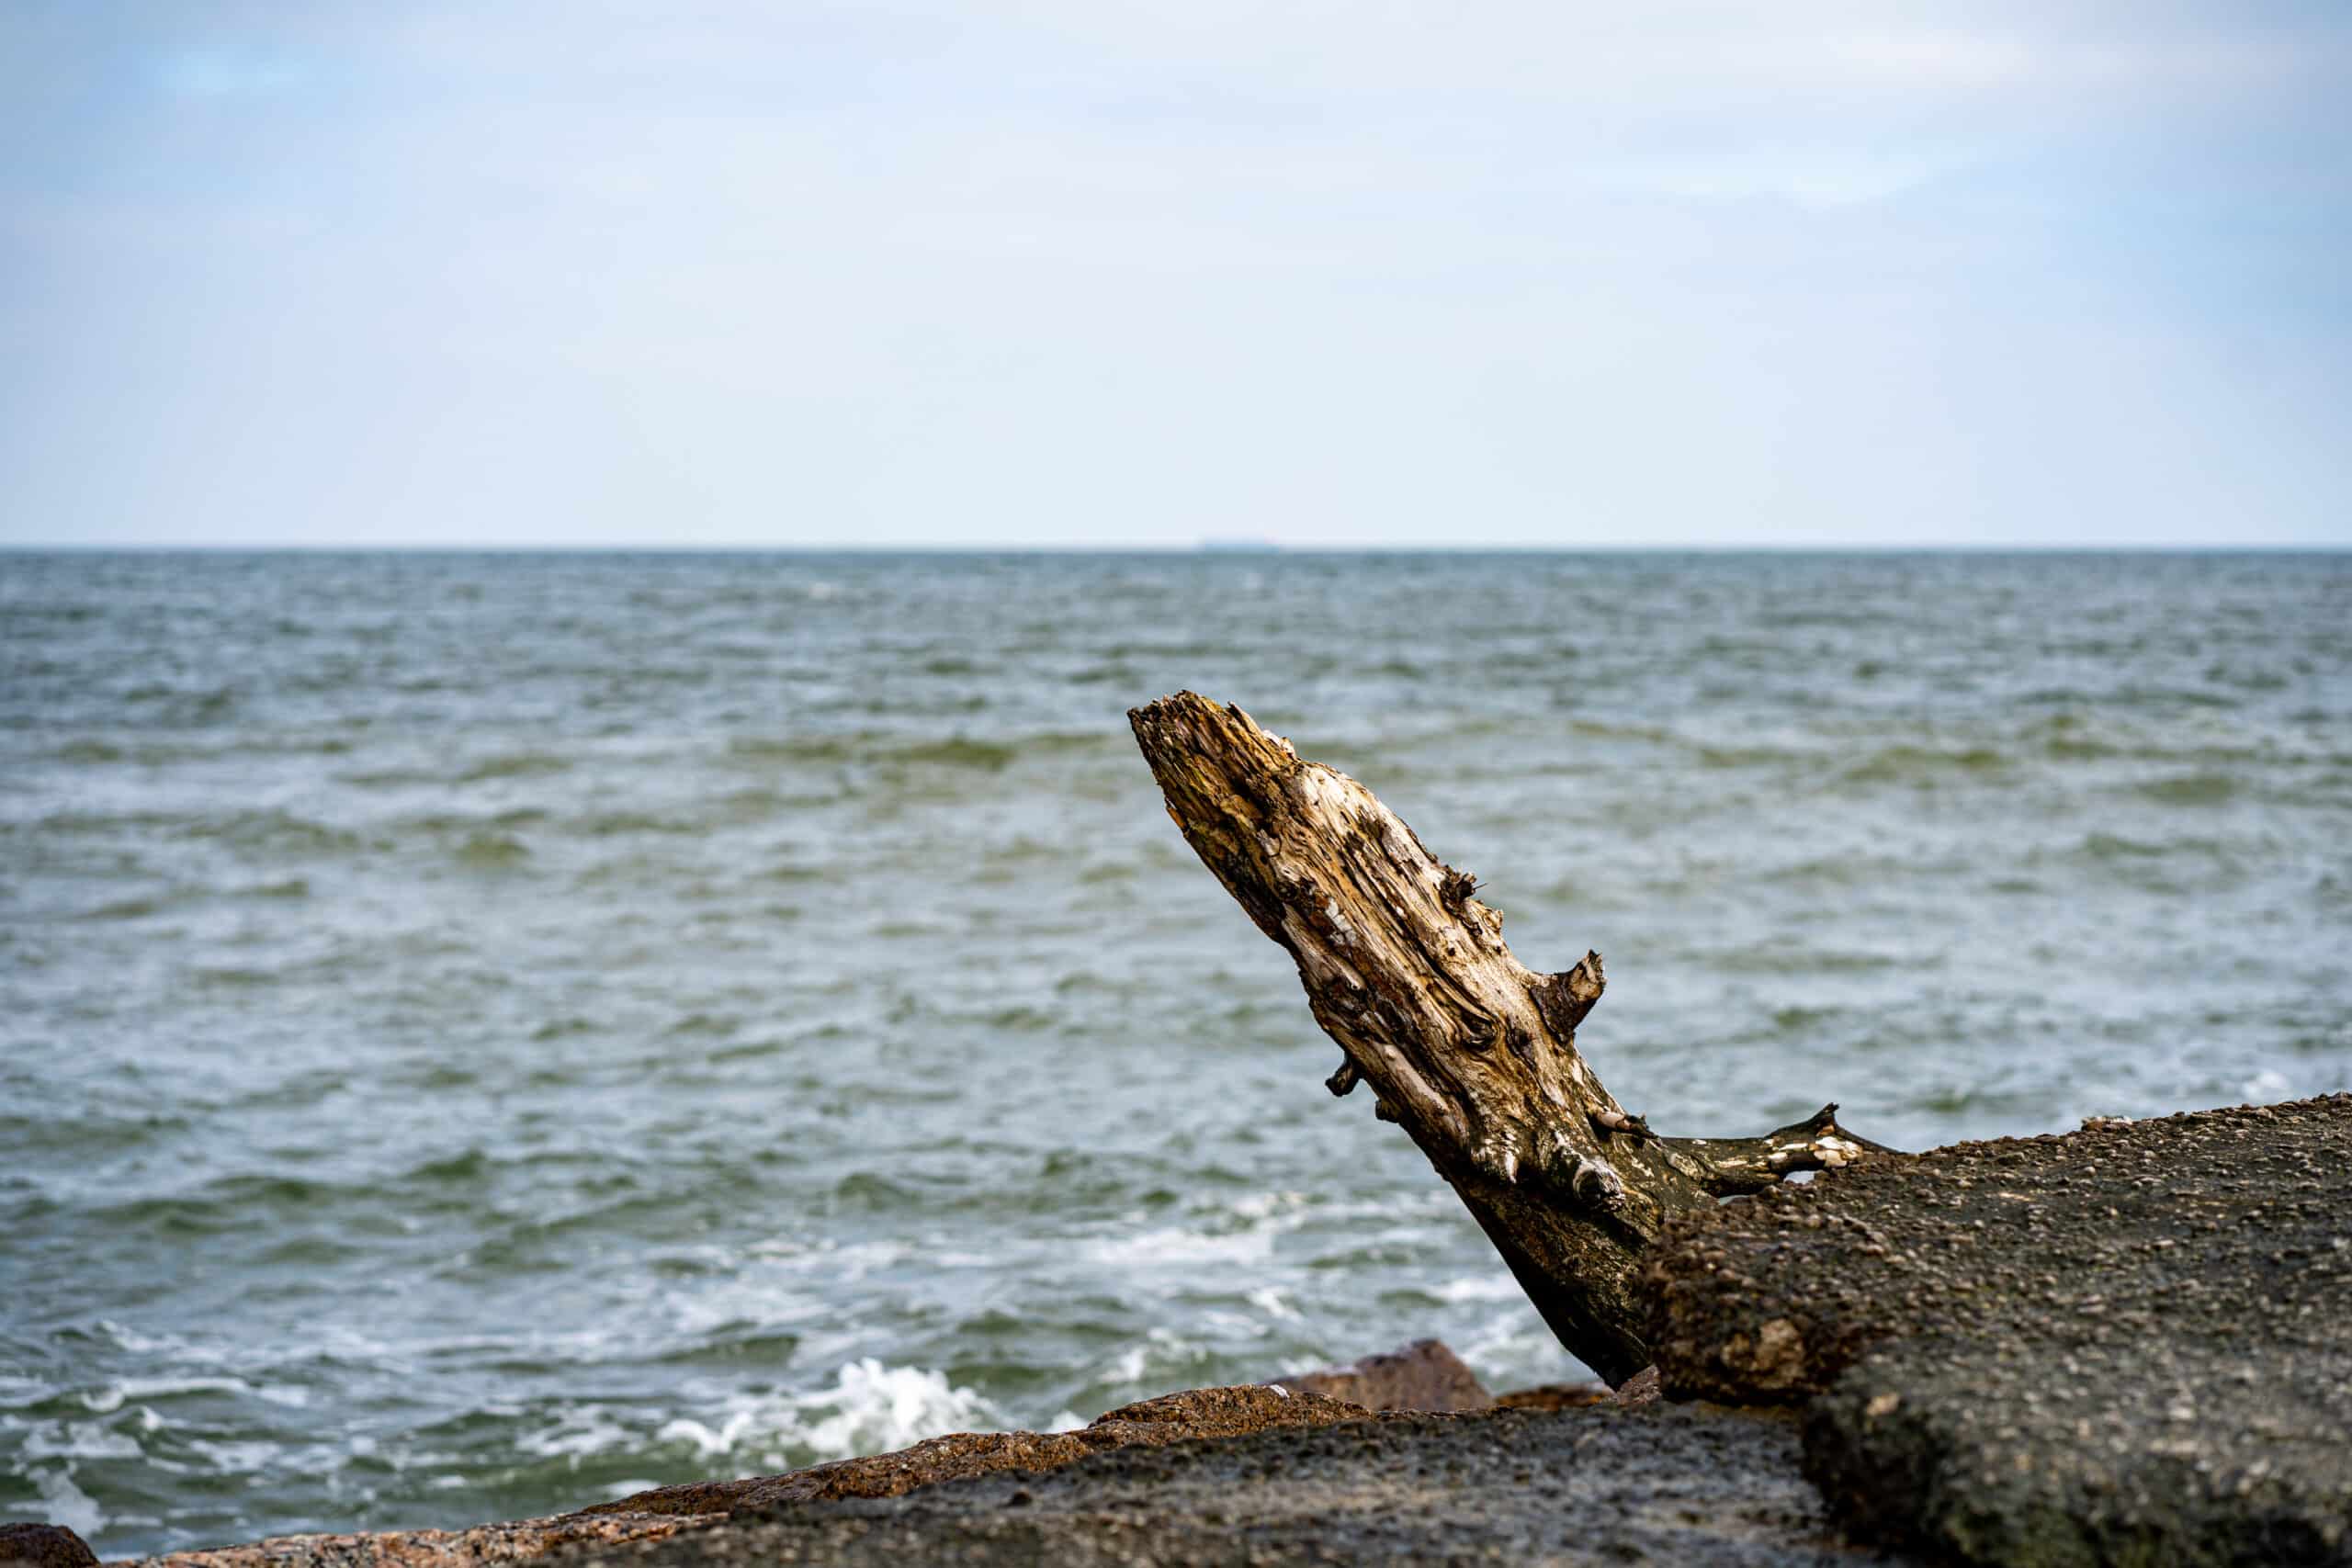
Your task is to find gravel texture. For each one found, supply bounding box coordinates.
[3,1526,100,1568]
[1646,1094,2352,1565]
[567,1404,1912,1568]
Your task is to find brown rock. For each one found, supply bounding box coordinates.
[1611,1365,1662,1409]
[1270,1338,1493,1412]
[124,1512,712,1568]
[2,1525,100,1568]
[588,1383,1375,1517]
[1490,1368,1653,1412]
[1491,1382,1611,1412]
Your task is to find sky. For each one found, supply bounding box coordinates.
[2,1,2347,548]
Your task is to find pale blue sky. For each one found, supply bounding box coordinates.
[3,1,2347,547]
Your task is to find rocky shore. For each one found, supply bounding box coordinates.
[1648,1093,2352,1563]
[10,1096,2346,1568]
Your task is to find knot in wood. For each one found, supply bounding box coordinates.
[1531,952,1606,1040]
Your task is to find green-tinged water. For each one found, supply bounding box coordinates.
[2,551,2346,1557]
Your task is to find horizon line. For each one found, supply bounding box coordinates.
[6,541,2349,556]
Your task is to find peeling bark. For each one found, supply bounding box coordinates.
[1129,692,1895,1384]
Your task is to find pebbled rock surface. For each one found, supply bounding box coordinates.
[125,1512,718,1568]
[584,1386,1372,1517]
[563,1404,1916,1568]
[4,1525,101,1568]
[1645,1094,2352,1566]
[1272,1338,1494,1413]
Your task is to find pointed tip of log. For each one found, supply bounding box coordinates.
[1129,690,1229,730]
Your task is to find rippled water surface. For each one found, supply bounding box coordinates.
[4,551,2347,1555]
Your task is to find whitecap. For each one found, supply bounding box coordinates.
[34,1469,107,1541]
[1094,1327,1211,1393]
[186,1438,282,1472]
[1459,1310,1581,1387]
[1431,1274,1524,1304]
[1246,1287,1302,1322]
[2241,1068,2292,1103]
[23,1422,145,1461]
[1199,1309,1271,1341]
[95,1321,192,1357]
[81,1376,251,1413]
[773,1359,993,1459]
[514,1405,638,1464]
[663,1283,825,1338]
[657,1359,994,1466]
[1082,1225,1276,1269]
[1226,1191,1308,1222]
[499,1360,999,1476]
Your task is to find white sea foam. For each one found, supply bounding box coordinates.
[95,1321,187,1357]
[1246,1287,1302,1321]
[2242,1067,2292,1102]
[186,1438,283,1472]
[654,1360,996,1469]
[1459,1309,1580,1388]
[515,1405,638,1465]
[663,1282,826,1337]
[23,1422,145,1461]
[82,1376,252,1413]
[1094,1327,1211,1395]
[1082,1190,1319,1269]
[1432,1274,1524,1304]
[35,1469,107,1541]
[1083,1225,1277,1268]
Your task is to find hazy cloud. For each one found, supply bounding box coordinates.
[3,1,2346,546]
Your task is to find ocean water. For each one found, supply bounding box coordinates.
[2,550,2346,1557]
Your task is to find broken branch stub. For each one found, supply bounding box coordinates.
[1129,692,1893,1384]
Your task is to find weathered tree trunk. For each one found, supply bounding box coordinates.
[1130,693,1894,1385]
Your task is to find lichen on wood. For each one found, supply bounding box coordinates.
[1129,692,1894,1383]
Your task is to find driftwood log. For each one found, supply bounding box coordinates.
[1130,693,1895,1384]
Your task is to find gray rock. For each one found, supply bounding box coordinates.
[1645,1094,2352,1565]
[572,1404,1919,1567]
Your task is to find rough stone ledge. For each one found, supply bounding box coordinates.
[1644,1093,2352,1566]
[564,1404,1915,1568]
[109,1386,1381,1568]
[581,1384,1374,1517]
